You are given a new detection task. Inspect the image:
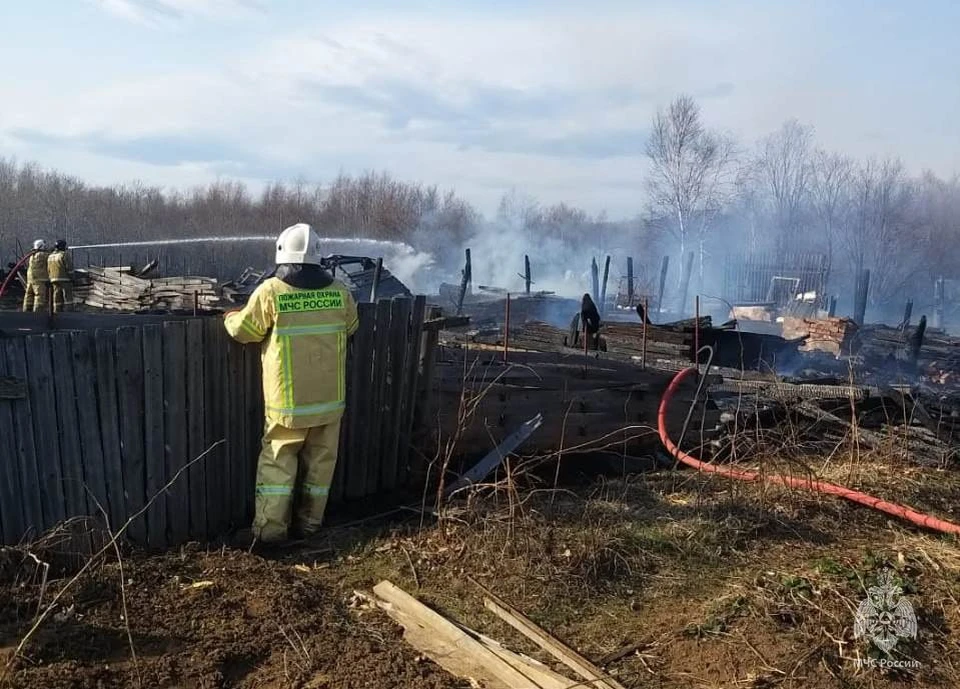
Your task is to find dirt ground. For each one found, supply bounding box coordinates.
[2,452,960,688]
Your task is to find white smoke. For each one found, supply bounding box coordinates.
[74,235,437,294]
[444,221,633,299]
[317,238,435,292]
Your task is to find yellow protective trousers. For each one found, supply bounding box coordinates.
[22,282,49,312]
[253,418,341,542]
[51,281,72,313]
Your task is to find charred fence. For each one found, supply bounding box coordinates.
[0,296,429,548]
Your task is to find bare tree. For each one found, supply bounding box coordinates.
[837,158,918,303]
[755,120,815,252]
[810,149,854,283]
[645,95,736,281]
[916,172,960,282]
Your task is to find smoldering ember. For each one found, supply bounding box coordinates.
[2,103,960,685]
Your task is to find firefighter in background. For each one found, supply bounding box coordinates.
[22,239,50,312]
[47,239,74,313]
[225,223,359,545]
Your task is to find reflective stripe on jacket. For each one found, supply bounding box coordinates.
[47,250,73,282]
[27,251,49,283]
[224,277,359,429]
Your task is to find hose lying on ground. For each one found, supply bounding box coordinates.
[0,251,35,302]
[657,366,960,536]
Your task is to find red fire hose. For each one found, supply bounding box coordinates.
[658,367,960,536]
[0,250,35,302]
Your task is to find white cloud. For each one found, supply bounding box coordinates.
[89,0,260,26]
[5,4,959,217]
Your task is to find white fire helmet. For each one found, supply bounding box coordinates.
[275,223,323,266]
[32,239,46,251]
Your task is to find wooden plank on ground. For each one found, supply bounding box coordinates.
[116,326,147,544]
[185,319,207,539]
[345,303,376,499]
[25,334,65,530]
[162,321,189,544]
[382,297,411,491]
[368,299,393,495]
[94,330,127,531]
[0,349,26,543]
[477,584,627,689]
[3,337,43,536]
[49,332,87,520]
[465,627,578,689]
[70,331,108,527]
[399,295,427,484]
[204,317,228,536]
[372,581,572,689]
[141,324,167,548]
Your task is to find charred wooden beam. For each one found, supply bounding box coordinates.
[901,299,913,330]
[657,256,669,314]
[456,249,472,316]
[854,268,870,325]
[600,255,611,316]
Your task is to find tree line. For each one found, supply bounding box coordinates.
[645,96,960,310]
[1,96,958,313]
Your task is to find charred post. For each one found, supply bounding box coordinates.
[901,299,913,330]
[456,248,472,316]
[626,257,634,306]
[854,268,870,325]
[600,255,611,316]
[694,295,700,368]
[567,312,581,348]
[524,255,531,294]
[641,296,648,369]
[504,293,511,362]
[909,315,927,368]
[657,256,670,315]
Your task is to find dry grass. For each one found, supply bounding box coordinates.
[315,449,960,688]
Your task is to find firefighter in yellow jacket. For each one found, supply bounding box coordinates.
[225,224,359,544]
[47,239,73,313]
[22,239,50,312]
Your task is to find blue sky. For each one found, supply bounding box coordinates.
[1,0,957,216]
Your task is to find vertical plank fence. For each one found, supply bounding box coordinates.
[0,295,432,548]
